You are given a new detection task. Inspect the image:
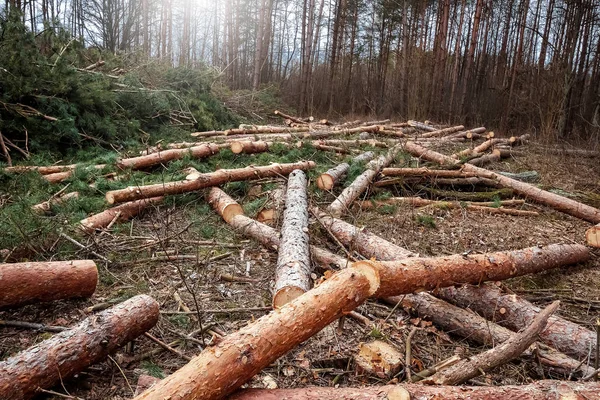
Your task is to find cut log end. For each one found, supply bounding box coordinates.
[316,174,334,190]
[257,209,275,224]
[586,225,600,248]
[207,187,244,224]
[231,141,245,154]
[106,192,116,204]
[273,286,306,309]
[351,261,381,296]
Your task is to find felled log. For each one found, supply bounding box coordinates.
[117,144,221,170]
[388,293,594,377]
[355,340,403,378]
[327,146,399,216]
[381,167,477,178]
[423,302,559,385]
[230,381,600,400]
[230,140,298,155]
[312,139,388,148]
[454,138,507,159]
[310,142,357,154]
[535,146,599,157]
[497,170,540,182]
[0,295,159,399]
[31,191,79,214]
[360,244,589,298]
[437,283,597,362]
[4,164,77,175]
[316,151,376,190]
[587,224,600,247]
[80,197,163,233]
[314,209,417,260]
[468,151,502,166]
[132,264,380,400]
[408,120,438,132]
[358,197,526,209]
[208,187,347,270]
[441,127,486,141]
[105,161,316,204]
[273,170,311,307]
[0,260,98,308]
[225,126,310,135]
[418,125,465,139]
[256,185,286,225]
[274,110,308,124]
[403,142,600,223]
[416,185,515,201]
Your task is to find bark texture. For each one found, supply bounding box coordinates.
[437,283,597,361]
[358,244,590,298]
[359,198,526,209]
[105,161,316,204]
[381,167,477,178]
[418,125,465,138]
[0,295,159,399]
[80,197,163,232]
[132,266,379,400]
[423,301,559,385]
[316,151,375,191]
[274,170,311,307]
[117,144,221,170]
[0,260,98,308]
[327,146,399,216]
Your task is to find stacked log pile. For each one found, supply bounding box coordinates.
[1,111,599,399]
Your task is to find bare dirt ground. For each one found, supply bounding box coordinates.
[1,141,599,399]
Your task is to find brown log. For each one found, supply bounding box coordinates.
[117,144,221,170]
[316,151,376,190]
[0,295,159,399]
[408,120,438,132]
[454,138,507,159]
[31,191,79,214]
[388,293,594,377]
[442,127,486,140]
[0,260,98,308]
[225,126,310,135]
[327,146,399,216]
[208,187,348,270]
[314,209,417,260]
[273,170,311,307]
[132,265,379,400]
[230,140,297,154]
[418,125,465,139]
[310,142,357,154]
[105,161,316,204]
[42,170,74,183]
[274,110,309,124]
[4,164,77,175]
[423,301,559,385]
[468,151,502,166]
[437,283,598,362]
[403,142,600,223]
[230,381,600,400]
[80,197,164,232]
[358,197,526,209]
[357,244,590,298]
[312,139,389,148]
[381,167,477,178]
[587,224,600,247]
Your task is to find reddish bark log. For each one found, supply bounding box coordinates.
[316,151,376,190]
[437,283,598,362]
[80,197,164,233]
[4,164,77,175]
[117,144,221,170]
[0,260,98,308]
[105,161,316,204]
[0,295,159,399]
[418,125,465,138]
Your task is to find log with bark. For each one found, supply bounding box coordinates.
[403,142,600,223]
[207,187,348,270]
[0,260,98,308]
[256,185,286,225]
[422,301,559,385]
[105,161,316,204]
[388,293,594,377]
[437,283,598,362]
[358,197,526,209]
[310,142,358,154]
[453,138,507,159]
[381,167,478,178]
[80,197,164,233]
[312,139,389,148]
[416,185,515,201]
[274,110,309,124]
[230,140,299,154]
[408,120,438,132]
[327,146,400,216]
[224,126,310,135]
[117,144,221,170]
[316,151,376,191]
[31,191,79,214]
[587,224,600,247]
[230,380,600,399]
[0,295,159,399]
[313,209,417,260]
[4,164,77,175]
[273,170,312,307]
[418,125,465,139]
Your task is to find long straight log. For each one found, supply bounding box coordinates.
[403,141,600,223]
[32,191,79,214]
[4,164,77,175]
[0,260,98,308]
[418,125,465,139]
[80,196,163,233]
[387,293,594,377]
[224,126,309,135]
[0,295,159,399]
[229,381,600,400]
[408,120,438,132]
[358,244,590,298]
[358,197,526,209]
[105,161,316,204]
[230,140,298,154]
[424,301,559,385]
[316,151,376,190]
[273,170,311,307]
[454,138,507,159]
[437,283,597,362]
[117,144,221,170]
[381,167,478,178]
[312,139,389,148]
[273,110,308,124]
[314,210,417,260]
[327,146,399,216]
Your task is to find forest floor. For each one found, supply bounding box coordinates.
[1,125,600,399]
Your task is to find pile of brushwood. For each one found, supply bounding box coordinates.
[1,112,600,399]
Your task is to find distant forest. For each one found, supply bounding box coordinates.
[1,0,599,140]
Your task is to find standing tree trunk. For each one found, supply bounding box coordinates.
[273,170,311,307]
[0,260,97,309]
[0,295,159,399]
